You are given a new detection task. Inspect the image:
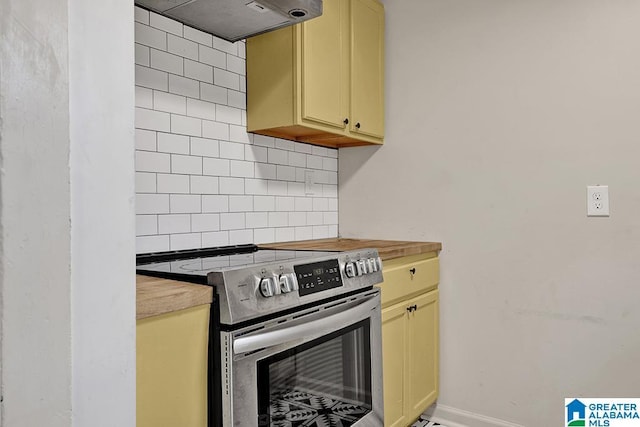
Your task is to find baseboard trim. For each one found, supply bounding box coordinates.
[423,404,525,427]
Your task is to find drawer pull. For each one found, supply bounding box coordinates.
[409,268,416,275]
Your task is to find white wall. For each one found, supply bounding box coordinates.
[0,0,136,425]
[134,8,339,253]
[339,0,640,425]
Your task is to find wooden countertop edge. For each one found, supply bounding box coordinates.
[136,275,213,320]
[260,238,442,261]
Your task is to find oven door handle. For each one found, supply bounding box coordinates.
[233,295,379,355]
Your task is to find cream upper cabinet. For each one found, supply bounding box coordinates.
[378,253,440,427]
[246,0,384,148]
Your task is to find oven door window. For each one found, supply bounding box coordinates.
[257,319,372,427]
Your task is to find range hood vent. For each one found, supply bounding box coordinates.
[135,0,323,42]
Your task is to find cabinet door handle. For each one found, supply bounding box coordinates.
[355,122,361,129]
[343,118,349,125]
[406,304,418,313]
[409,268,416,275]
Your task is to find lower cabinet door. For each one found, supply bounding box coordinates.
[406,289,439,421]
[381,302,408,427]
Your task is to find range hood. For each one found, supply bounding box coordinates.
[135,0,323,42]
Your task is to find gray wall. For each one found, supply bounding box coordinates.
[339,0,640,425]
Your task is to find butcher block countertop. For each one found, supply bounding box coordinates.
[136,275,213,320]
[260,238,442,261]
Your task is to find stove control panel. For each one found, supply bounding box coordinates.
[344,256,382,278]
[294,259,342,297]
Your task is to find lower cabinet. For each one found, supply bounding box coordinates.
[137,304,210,427]
[378,253,440,427]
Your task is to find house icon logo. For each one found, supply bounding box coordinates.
[566,399,586,426]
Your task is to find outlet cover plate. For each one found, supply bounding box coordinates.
[587,185,610,217]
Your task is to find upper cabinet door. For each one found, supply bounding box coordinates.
[350,0,385,139]
[300,0,348,129]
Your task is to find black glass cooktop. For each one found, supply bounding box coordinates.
[136,244,340,283]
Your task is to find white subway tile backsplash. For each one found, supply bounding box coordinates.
[245,145,267,163]
[154,91,187,115]
[216,105,242,125]
[203,158,230,176]
[150,48,183,75]
[220,213,245,230]
[230,160,254,178]
[136,172,157,193]
[150,12,183,36]
[275,227,295,242]
[157,173,189,194]
[268,148,288,165]
[245,179,269,195]
[219,177,244,194]
[295,226,313,240]
[255,163,276,180]
[135,14,337,253]
[276,165,296,182]
[228,90,246,109]
[229,195,253,212]
[268,212,288,227]
[137,193,170,214]
[199,45,226,68]
[169,74,200,98]
[220,141,245,160]
[202,231,229,247]
[134,6,149,24]
[136,215,158,236]
[229,230,253,245]
[253,228,275,244]
[185,59,213,83]
[171,154,202,174]
[171,114,202,137]
[184,25,212,46]
[214,68,240,90]
[158,214,191,234]
[136,65,168,91]
[276,197,295,212]
[170,194,201,213]
[190,176,219,194]
[157,132,190,154]
[200,82,228,104]
[212,38,238,55]
[202,120,229,140]
[135,43,150,66]
[186,98,216,120]
[136,107,170,132]
[135,22,167,51]
[136,129,157,151]
[137,235,170,253]
[168,34,198,60]
[191,214,220,232]
[136,150,170,173]
[202,195,229,213]
[170,233,202,250]
[136,86,153,108]
[288,212,307,227]
[246,212,268,228]
[254,196,275,212]
[229,125,251,143]
[226,55,245,74]
[191,137,219,157]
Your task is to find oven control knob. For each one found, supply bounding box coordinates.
[356,260,367,276]
[375,256,383,271]
[367,258,376,272]
[345,262,356,278]
[259,276,279,298]
[279,273,298,293]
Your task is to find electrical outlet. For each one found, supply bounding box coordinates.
[305,170,315,195]
[587,185,610,217]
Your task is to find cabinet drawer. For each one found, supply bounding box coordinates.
[378,254,439,307]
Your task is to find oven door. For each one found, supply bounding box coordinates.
[222,289,383,427]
